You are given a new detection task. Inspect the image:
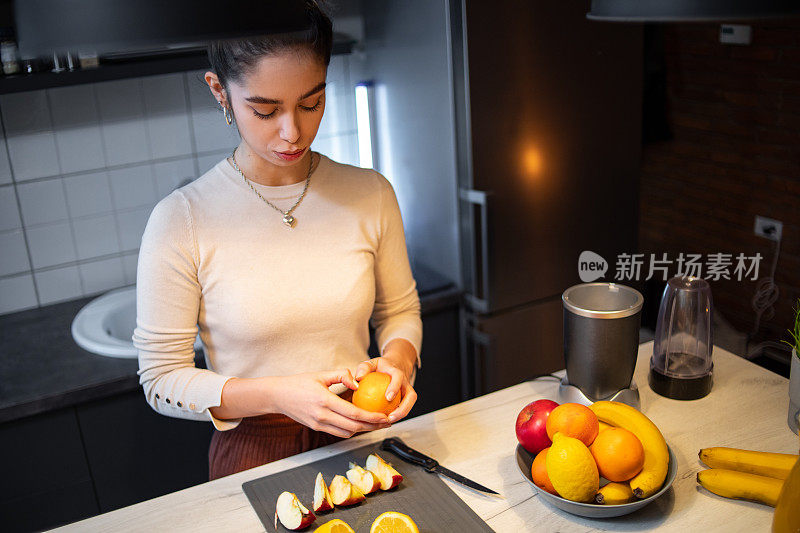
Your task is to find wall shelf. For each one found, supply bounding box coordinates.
[0,37,356,95]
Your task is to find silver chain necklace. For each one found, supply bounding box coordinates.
[229,149,314,228]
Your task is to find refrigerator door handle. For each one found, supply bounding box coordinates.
[459,188,491,313]
[463,319,493,398]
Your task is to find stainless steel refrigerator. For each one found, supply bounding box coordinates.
[355,0,642,398]
[450,0,643,396]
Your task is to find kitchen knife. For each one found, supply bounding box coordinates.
[380,437,501,496]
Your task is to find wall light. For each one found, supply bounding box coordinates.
[355,81,375,169]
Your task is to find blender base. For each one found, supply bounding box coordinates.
[557,375,640,409]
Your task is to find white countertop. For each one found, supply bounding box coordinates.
[57,341,797,532]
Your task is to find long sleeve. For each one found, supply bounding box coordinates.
[369,174,423,367]
[133,191,240,430]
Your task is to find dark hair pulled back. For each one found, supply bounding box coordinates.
[208,0,332,93]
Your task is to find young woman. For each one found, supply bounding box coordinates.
[134,2,421,480]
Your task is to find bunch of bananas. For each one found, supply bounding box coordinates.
[589,401,670,501]
[696,447,799,507]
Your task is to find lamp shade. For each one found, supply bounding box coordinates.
[587,0,800,22]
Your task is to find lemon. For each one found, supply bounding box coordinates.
[546,432,599,502]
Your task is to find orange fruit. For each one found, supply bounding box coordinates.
[352,372,401,415]
[315,519,355,533]
[369,511,419,533]
[590,427,645,482]
[531,447,557,495]
[545,403,599,446]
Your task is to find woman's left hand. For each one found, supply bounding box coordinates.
[354,338,418,423]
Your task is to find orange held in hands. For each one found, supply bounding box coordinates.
[545,402,600,447]
[352,372,401,415]
[590,427,645,482]
[531,447,558,495]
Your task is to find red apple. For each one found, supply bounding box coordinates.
[515,399,559,455]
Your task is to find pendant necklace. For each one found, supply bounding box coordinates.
[229,149,314,228]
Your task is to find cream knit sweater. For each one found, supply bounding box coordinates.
[134,155,422,431]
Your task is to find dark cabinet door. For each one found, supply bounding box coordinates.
[0,408,98,532]
[466,298,563,396]
[76,389,213,513]
[410,304,462,417]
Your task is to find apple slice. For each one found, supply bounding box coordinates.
[312,472,334,512]
[275,491,315,530]
[346,462,381,495]
[329,474,366,506]
[365,453,403,490]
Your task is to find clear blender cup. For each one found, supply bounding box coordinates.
[649,276,714,400]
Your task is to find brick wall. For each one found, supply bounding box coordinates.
[639,20,800,349]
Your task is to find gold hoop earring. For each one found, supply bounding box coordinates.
[222,105,232,125]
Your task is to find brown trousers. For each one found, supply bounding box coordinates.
[208,413,343,480]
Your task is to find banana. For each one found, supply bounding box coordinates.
[595,482,634,505]
[699,447,798,480]
[696,468,783,507]
[589,401,669,499]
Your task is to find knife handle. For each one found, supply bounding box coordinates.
[381,438,438,471]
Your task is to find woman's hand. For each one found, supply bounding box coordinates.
[354,338,418,423]
[268,368,392,438]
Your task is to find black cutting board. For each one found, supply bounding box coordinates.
[242,442,493,532]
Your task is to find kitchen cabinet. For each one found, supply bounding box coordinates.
[75,390,214,514]
[0,408,98,533]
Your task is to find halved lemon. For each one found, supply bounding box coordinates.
[314,518,355,533]
[369,511,420,533]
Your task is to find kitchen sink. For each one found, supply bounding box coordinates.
[71,285,202,359]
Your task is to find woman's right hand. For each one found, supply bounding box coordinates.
[267,368,392,438]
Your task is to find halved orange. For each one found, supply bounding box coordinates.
[314,518,355,533]
[369,511,420,533]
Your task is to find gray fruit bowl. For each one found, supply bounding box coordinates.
[515,443,677,518]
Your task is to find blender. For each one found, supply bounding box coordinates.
[558,282,644,408]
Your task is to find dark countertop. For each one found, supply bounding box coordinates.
[0,267,459,424]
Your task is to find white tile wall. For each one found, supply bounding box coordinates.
[64,171,113,217]
[17,179,69,226]
[6,132,61,181]
[0,59,359,316]
[0,129,12,185]
[55,126,106,174]
[0,185,21,230]
[26,222,77,269]
[0,274,37,314]
[0,230,30,276]
[121,251,139,285]
[73,214,120,260]
[153,157,195,198]
[79,256,125,295]
[35,265,83,305]
[102,121,151,166]
[108,165,156,210]
[0,90,52,135]
[116,207,151,252]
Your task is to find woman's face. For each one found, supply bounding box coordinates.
[227,49,327,168]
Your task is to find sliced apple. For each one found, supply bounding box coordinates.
[312,472,334,513]
[275,491,315,530]
[365,453,403,490]
[329,474,366,506]
[346,462,381,495]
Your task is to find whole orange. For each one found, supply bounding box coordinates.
[545,403,599,446]
[530,447,557,495]
[351,372,401,415]
[590,427,645,482]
